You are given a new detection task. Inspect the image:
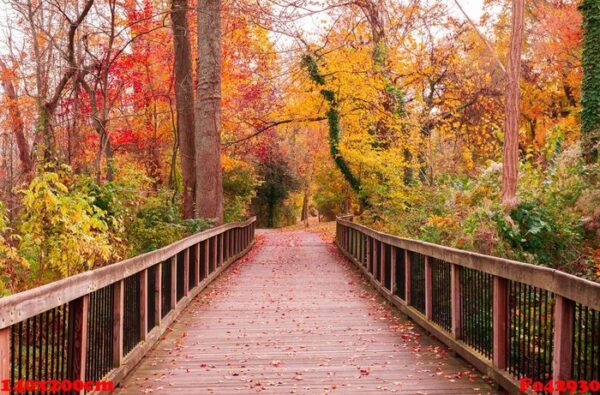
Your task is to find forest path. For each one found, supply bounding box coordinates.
[116,229,497,394]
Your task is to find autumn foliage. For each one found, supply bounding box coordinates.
[0,0,599,293]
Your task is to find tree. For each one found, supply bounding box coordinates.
[0,60,33,176]
[501,0,525,208]
[23,0,95,162]
[171,0,196,218]
[252,147,299,228]
[580,0,600,164]
[302,54,366,207]
[196,0,224,224]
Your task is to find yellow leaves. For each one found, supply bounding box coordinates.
[426,215,455,229]
[18,168,114,279]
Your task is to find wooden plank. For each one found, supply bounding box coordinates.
[337,240,521,395]
[552,295,574,394]
[103,240,255,392]
[183,249,190,296]
[425,256,432,320]
[451,264,461,338]
[0,327,9,388]
[114,280,124,367]
[116,231,496,395]
[492,276,507,370]
[0,217,257,329]
[337,218,600,311]
[140,270,148,340]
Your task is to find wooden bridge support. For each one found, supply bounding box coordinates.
[492,276,507,370]
[0,328,9,389]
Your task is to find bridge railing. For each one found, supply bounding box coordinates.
[0,217,256,393]
[336,217,600,394]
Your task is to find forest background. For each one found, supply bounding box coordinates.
[0,0,598,295]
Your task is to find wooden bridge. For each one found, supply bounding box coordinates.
[0,216,599,394]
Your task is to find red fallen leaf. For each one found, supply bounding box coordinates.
[200,363,207,368]
[359,367,371,376]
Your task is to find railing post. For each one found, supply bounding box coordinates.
[0,327,9,388]
[358,233,363,265]
[492,276,508,370]
[366,236,371,272]
[349,229,353,257]
[68,295,89,390]
[212,237,218,270]
[113,280,124,367]
[204,240,210,276]
[373,240,379,279]
[170,256,177,309]
[183,249,190,297]
[425,256,432,320]
[390,246,396,295]
[228,231,232,259]
[344,226,349,251]
[405,250,411,305]
[219,234,224,266]
[552,295,575,394]
[194,243,201,285]
[155,265,162,325]
[224,231,229,261]
[380,242,386,285]
[451,264,462,338]
[140,269,148,340]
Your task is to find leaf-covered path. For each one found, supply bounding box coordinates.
[116,230,498,394]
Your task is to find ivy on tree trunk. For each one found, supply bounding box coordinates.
[580,0,600,164]
[302,54,367,208]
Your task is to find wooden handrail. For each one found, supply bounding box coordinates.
[337,217,600,310]
[0,217,256,329]
[336,216,600,395]
[0,217,256,393]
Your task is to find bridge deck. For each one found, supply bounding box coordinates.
[116,229,497,394]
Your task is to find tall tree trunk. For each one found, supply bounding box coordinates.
[0,61,33,176]
[171,0,197,219]
[196,0,224,224]
[580,0,600,164]
[501,0,524,209]
[301,182,310,222]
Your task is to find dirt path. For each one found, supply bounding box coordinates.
[116,229,497,394]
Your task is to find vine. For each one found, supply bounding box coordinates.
[580,0,600,163]
[301,54,367,207]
